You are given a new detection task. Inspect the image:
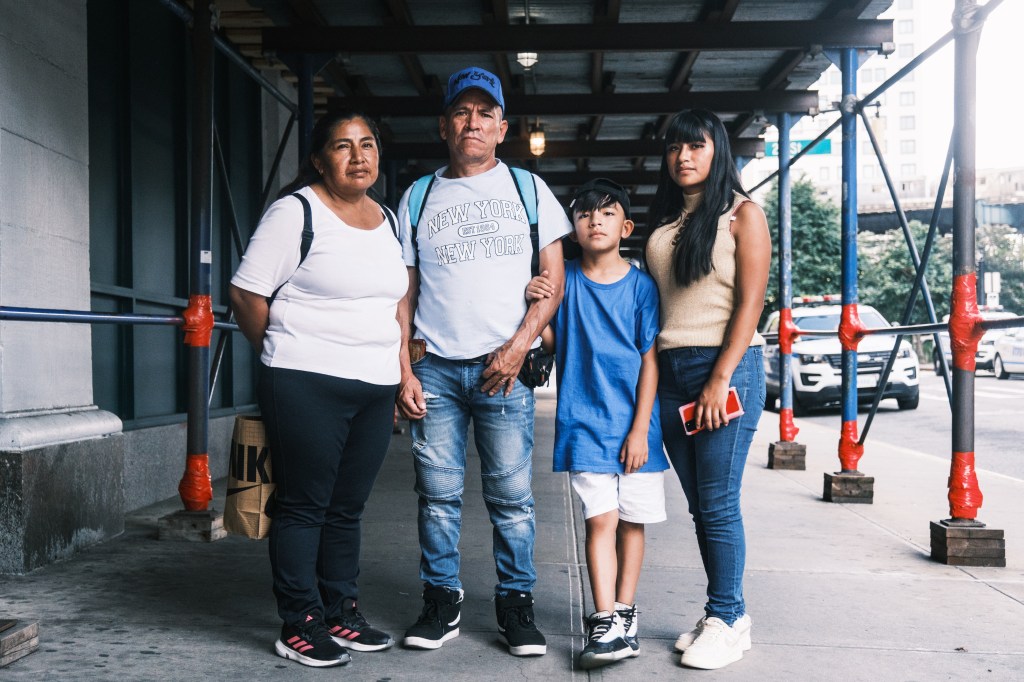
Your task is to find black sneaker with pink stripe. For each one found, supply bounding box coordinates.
[275,614,351,667]
[326,598,395,652]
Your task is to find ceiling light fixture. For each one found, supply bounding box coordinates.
[530,126,546,156]
[517,52,539,70]
[518,0,538,70]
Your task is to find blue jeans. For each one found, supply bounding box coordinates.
[411,353,537,595]
[658,346,765,625]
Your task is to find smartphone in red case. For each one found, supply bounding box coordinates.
[679,387,744,436]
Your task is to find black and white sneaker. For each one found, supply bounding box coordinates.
[615,602,640,657]
[495,592,547,656]
[275,615,352,668]
[326,598,395,652]
[579,611,631,670]
[403,586,463,650]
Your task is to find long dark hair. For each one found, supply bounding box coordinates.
[277,110,383,198]
[647,109,748,286]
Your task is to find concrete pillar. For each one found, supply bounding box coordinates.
[0,1,123,574]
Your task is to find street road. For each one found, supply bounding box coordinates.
[791,368,1024,480]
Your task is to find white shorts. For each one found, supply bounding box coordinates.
[570,471,667,524]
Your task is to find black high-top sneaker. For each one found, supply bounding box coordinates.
[403,586,463,649]
[495,591,547,656]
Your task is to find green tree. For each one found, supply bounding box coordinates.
[977,224,1024,314]
[763,177,841,320]
[858,221,953,325]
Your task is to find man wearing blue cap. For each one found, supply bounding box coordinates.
[396,66,571,656]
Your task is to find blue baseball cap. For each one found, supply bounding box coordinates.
[444,67,505,113]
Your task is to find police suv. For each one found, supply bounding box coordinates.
[993,326,1024,379]
[761,296,921,414]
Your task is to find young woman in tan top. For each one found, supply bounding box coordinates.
[645,109,771,671]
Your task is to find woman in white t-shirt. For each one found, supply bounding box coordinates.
[230,111,408,669]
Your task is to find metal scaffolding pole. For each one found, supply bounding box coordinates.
[765,112,806,471]
[949,0,983,521]
[929,0,1004,569]
[179,0,216,513]
[776,113,798,439]
[837,48,864,476]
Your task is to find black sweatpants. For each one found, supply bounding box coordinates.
[258,365,397,625]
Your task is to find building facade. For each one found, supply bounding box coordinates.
[0,0,296,573]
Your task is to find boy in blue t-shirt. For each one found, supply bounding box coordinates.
[527,178,667,670]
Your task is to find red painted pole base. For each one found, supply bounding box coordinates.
[178,453,213,511]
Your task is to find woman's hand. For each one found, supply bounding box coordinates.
[620,429,649,474]
[695,377,731,432]
[525,270,555,301]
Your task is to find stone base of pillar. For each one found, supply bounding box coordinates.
[930,519,1005,567]
[0,619,39,667]
[158,509,227,542]
[0,410,124,574]
[823,471,874,503]
[768,441,806,469]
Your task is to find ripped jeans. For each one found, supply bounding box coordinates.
[410,352,537,595]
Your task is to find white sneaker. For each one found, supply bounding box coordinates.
[675,613,751,652]
[679,616,751,670]
[673,616,706,652]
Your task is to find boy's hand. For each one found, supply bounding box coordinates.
[525,270,555,301]
[620,430,649,474]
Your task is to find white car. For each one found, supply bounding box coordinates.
[762,304,920,414]
[933,310,1017,375]
[993,327,1024,379]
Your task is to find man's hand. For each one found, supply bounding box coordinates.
[397,372,427,420]
[480,340,529,397]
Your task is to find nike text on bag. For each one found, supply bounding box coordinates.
[224,415,275,539]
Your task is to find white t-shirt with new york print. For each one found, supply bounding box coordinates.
[398,161,572,360]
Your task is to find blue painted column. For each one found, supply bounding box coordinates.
[837,48,864,472]
[776,112,799,441]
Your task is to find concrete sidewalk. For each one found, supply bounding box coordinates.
[3,389,1024,680]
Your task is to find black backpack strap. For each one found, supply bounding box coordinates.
[268,192,314,305]
[378,202,399,240]
[367,187,400,241]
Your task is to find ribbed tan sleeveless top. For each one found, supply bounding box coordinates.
[646,191,765,350]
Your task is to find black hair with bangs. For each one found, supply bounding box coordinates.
[647,109,749,286]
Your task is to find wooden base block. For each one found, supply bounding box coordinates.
[930,520,1006,567]
[0,620,39,667]
[823,472,874,504]
[768,441,806,470]
[158,509,227,542]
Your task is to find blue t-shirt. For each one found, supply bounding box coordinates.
[552,260,668,473]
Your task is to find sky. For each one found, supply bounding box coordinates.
[897,0,1024,171]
